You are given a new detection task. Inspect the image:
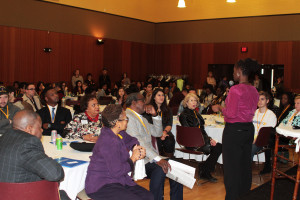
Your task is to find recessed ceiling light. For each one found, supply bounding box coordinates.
[227,0,236,3]
[178,0,186,8]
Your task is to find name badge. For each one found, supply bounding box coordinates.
[81,120,88,125]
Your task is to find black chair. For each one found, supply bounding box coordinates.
[254,126,273,182]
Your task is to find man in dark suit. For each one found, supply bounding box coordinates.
[37,87,72,137]
[99,67,111,89]
[0,110,70,199]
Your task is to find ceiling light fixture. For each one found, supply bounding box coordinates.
[226,0,236,3]
[178,0,186,8]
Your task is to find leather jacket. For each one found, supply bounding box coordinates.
[179,107,210,140]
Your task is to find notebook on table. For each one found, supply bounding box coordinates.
[55,157,88,168]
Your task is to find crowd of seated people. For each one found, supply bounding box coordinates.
[1,65,299,200]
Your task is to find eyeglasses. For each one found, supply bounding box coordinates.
[118,117,129,122]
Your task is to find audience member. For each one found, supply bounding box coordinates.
[73,80,84,95]
[253,74,263,91]
[0,110,70,200]
[99,67,111,89]
[121,72,131,88]
[17,82,27,98]
[85,104,152,200]
[116,87,127,107]
[6,86,31,110]
[22,83,42,111]
[0,86,20,129]
[280,95,300,128]
[13,81,20,97]
[206,71,216,88]
[37,87,72,137]
[180,93,222,182]
[36,81,45,96]
[251,91,277,159]
[85,73,96,88]
[125,93,183,200]
[71,69,84,89]
[64,94,102,142]
[143,82,153,104]
[144,89,175,157]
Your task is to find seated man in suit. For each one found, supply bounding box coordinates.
[22,83,42,111]
[125,93,183,200]
[0,86,20,129]
[0,110,70,200]
[37,87,72,137]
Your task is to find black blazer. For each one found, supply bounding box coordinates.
[37,105,72,137]
[0,129,64,183]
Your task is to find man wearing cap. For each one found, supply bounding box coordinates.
[0,86,20,129]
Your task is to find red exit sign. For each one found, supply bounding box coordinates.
[241,47,248,53]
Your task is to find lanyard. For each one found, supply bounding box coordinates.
[0,105,9,119]
[288,111,299,123]
[117,134,123,139]
[256,109,268,132]
[278,104,290,123]
[193,110,201,128]
[127,108,149,134]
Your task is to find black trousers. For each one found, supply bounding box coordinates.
[222,122,254,200]
[157,132,175,154]
[145,162,183,200]
[202,143,222,173]
[87,183,153,200]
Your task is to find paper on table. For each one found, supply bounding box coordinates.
[166,160,196,189]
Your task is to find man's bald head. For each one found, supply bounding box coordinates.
[13,110,43,139]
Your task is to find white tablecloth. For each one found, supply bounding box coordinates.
[42,136,92,200]
[277,124,300,152]
[173,115,265,164]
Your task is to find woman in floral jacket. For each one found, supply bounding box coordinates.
[64,94,102,142]
[281,95,300,128]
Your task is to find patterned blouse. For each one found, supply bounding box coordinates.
[64,112,102,139]
[281,109,300,127]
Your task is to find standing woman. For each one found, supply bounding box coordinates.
[212,58,259,200]
[145,89,175,157]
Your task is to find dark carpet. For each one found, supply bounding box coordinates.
[240,166,299,200]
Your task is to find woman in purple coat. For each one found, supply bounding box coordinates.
[85,104,153,200]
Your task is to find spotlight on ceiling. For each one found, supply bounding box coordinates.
[226,0,236,3]
[177,0,186,8]
[96,38,104,45]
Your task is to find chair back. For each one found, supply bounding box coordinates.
[176,125,205,148]
[99,96,113,105]
[171,106,179,115]
[255,127,273,147]
[0,180,60,200]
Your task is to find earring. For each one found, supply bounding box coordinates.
[237,73,240,77]
[118,126,121,128]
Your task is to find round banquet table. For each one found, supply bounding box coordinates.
[173,115,265,164]
[271,124,300,200]
[42,136,92,200]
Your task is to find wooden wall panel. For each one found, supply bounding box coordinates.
[0,25,299,93]
[154,42,300,92]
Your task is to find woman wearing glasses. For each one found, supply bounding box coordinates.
[85,104,153,200]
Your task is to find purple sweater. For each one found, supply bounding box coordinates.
[85,127,139,195]
[222,84,259,123]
